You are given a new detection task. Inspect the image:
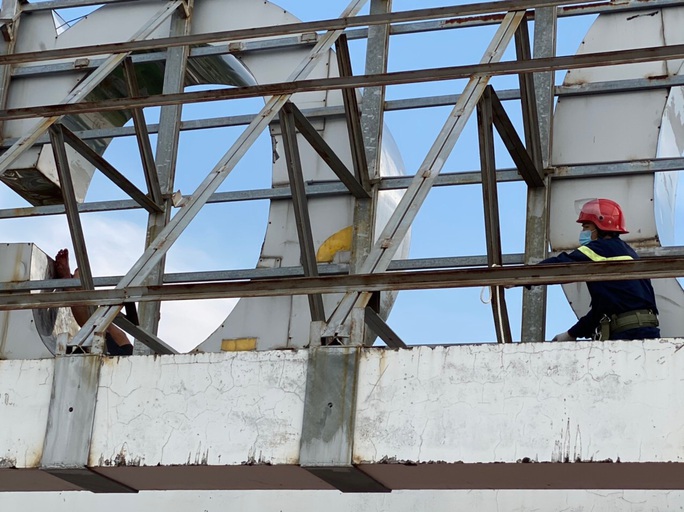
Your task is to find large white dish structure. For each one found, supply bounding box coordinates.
[0,0,408,358]
[550,7,684,337]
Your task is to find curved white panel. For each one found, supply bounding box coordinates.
[550,8,684,338]
[0,1,409,356]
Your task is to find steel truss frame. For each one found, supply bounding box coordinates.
[0,0,682,353]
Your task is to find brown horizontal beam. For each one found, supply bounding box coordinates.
[1,257,683,310]
[4,42,684,122]
[7,0,602,66]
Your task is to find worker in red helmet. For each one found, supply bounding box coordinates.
[541,198,660,341]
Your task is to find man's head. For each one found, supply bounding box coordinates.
[576,198,628,236]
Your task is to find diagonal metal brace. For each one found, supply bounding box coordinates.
[489,86,544,187]
[286,101,369,198]
[59,125,163,214]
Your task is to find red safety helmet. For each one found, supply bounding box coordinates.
[576,198,628,234]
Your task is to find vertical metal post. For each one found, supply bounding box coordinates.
[135,1,192,353]
[521,6,556,342]
[280,102,325,322]
[48,125,94,293]
[349,0,392,346]
[40,356,135,493]
[0,0,22,137]
[122,56,163,206]
[477,87,512,343]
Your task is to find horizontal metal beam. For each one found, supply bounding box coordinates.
[60,125,163,213]
[2,156,683,220]
[7,0,603,66]
[2,257,684,310]
[23,0,133,11]
[3,245,684,293]
[3,73,683,149]
[287,102,369,198]
[6,42,684,122]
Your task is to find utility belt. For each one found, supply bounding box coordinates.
[597,309,659,341]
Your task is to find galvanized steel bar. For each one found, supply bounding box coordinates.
[521,4,556,342]
[323,10,525,338]
[0,0,183,177]
[69,0,371,348]
[5,0,604,66]
[280,102,326,322]
[514,17,543,172]
[351,0,391,345]
[136,1,193,352]
[10,41,684,122]
[24,0,132,11]
[3,72,683,148]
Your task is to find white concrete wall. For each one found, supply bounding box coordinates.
[91,351,308,468]
[355,340,684,464]
[2,339,684,494]
[0,358,53,468]
[2,488,684,511]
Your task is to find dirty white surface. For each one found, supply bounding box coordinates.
[2,488,684,511]
[0,358,53,468]
[91,351,309,467]
[355,341,684,464]
[3,340,684,478]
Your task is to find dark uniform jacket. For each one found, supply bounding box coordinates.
[541,236,659,340]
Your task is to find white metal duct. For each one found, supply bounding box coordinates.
[550,7,684,337]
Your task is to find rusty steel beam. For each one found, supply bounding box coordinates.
[1,257,684,310]
[48,124,94,292]
[122,57,164,206]
[59,125,162,214]
[5,0,604,66]
[280,102,326,322]
[288,101,369,199]
[112,314,177,355]
[489,87,543,187]
[335,33,370,191]
[5,42,684,123]
[477,87,512,344]
[363,306,407,349]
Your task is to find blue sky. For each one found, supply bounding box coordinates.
[0,0,615,349]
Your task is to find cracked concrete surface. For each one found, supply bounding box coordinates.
[354,340,684,465]
[90,351,308,467]
[0,359,53,468]
[3,339,684,491]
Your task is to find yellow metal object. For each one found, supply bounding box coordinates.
[316,226,353,263]
[221,338,257,351]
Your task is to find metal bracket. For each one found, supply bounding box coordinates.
[300,347,389,492]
